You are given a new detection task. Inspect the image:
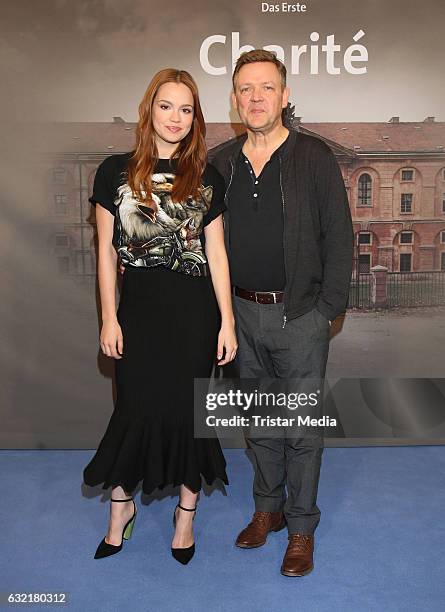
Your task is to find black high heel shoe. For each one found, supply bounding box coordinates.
[94,497,137,559]
[171,503,197,565]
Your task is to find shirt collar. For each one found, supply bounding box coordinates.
[237,132,290,165]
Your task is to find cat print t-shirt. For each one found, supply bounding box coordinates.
[89,152,226,277]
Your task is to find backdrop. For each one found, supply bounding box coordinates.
[1,0,444,448]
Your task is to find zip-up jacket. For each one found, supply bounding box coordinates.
[209,128,354,325]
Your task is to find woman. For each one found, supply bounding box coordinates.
[83,68,237,565]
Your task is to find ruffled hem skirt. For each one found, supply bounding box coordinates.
[83,266,228,495]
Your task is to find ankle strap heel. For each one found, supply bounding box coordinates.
[171,503,197,565]
[93,497,136,560]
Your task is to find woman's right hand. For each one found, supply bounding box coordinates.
[100,318,124,359]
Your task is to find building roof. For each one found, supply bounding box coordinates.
[19,119,445,156]
[19,120,137,156]
[301,121,445,153]
[205,121,445,154]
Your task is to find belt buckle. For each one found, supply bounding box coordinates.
[255,291,278,304]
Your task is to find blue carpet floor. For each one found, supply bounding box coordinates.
[1,447,444,612]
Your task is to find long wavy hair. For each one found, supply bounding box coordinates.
[127,69,207,205]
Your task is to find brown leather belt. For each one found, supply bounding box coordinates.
[234,286,284,304]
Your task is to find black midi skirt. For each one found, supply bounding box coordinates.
[83,266,228,495]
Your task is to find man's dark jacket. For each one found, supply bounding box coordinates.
[209,128,354,325]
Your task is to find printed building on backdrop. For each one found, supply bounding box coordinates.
[43,114,445,308]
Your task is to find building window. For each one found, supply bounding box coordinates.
[358,232,371,245]
[442,194,445,213]
[358,173,372,206]
[400,232,413,244]
[442,169,445,181]
[442,252,445,271]
[57,256,70,274]
[441,231,445,244]
[52,167,67,184]
[401,193,413,213]
[401,169,414,182]
[400,253,412,272]
[55,234,69,247]
[358,254,371,273]
[55,194,68,215]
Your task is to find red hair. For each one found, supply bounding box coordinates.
[127,68,207,205]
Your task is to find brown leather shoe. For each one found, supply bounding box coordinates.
[235,511,286,548]
[280,534,314,576]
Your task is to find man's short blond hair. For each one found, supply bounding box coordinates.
[232,49,287,90]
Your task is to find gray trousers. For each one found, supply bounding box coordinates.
[233,295,330,535]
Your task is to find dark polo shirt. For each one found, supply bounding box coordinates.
[228,138,288,291]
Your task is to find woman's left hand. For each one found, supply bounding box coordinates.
[217,322,238,365]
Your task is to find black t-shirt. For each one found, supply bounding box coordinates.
[228,140,287,291]
[89,153,226,277]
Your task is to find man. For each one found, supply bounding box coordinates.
[210,49,353,577]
